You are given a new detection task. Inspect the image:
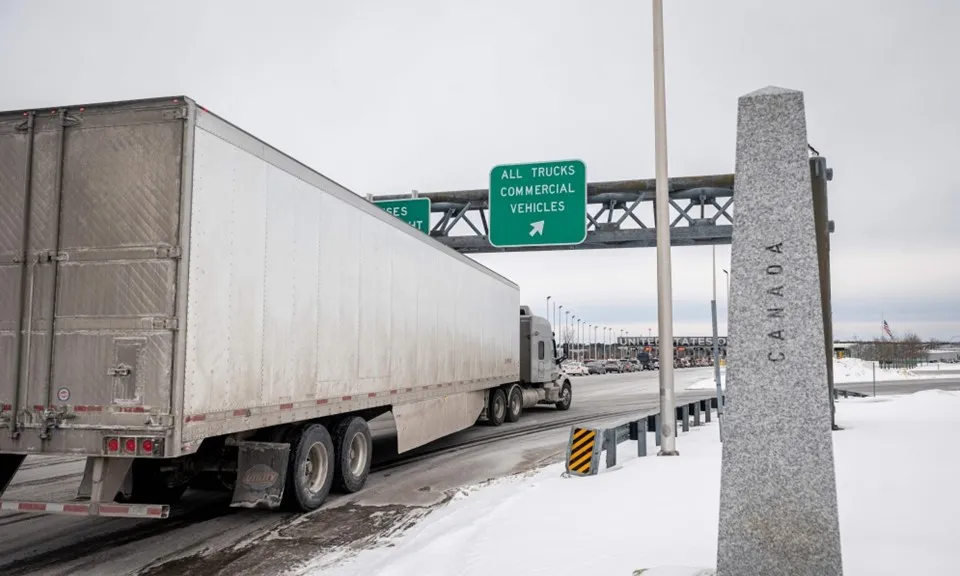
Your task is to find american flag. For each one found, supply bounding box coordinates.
[883,320,893,338]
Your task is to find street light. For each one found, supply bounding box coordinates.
[577,319,582,361]
[722,269,731,331]
[546,296,551,325]
[591,325,596,359]
[652,0,677,456]
[572,315,578,360]
[559,305,564,347]
[594,325,599,359]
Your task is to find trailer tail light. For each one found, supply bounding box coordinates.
[103,437,164,456]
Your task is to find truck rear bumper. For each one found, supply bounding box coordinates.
[0,499,169,519]
[0,425,175,458]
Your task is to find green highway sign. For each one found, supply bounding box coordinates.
[374,197,431,234]
[488,159,587,248]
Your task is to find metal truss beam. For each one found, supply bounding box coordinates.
[372,173,735,253]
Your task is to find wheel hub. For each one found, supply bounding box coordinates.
[303,441,329,493]
[348,431,368,476]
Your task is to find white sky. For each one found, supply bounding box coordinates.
[1,0,957,341]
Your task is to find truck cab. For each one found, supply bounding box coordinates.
[478,306,572,426]
[519,306,561,384]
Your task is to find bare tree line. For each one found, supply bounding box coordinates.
[847,333,927,363]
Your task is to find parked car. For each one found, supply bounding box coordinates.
[604,359,623,373]
[562,361,589,376]
[587,361,607,375]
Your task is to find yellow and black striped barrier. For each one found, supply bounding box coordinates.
[565,398,723,477]
[565,426,600,476]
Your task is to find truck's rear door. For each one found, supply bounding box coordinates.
[0,99,187,454]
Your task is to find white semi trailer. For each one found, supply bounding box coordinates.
[0,97,572,519]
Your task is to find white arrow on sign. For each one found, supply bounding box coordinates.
[529,220,545,237]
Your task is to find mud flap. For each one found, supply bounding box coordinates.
[230,441,289,510]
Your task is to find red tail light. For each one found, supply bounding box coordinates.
[124,438,137,453]
[141,439,154,453]
[106,438,119,453]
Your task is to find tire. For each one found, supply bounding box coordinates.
[555,380,572,411]
[283,423,335,512]
[487,388,507,426]
[332,417,372,493]
[505,386,523,423]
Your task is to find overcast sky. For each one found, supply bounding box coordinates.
[2,0,957,341]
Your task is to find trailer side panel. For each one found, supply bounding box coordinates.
[180,110,520,447]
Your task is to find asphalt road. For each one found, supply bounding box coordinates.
[836,377,960,396]
[1,369,956,576]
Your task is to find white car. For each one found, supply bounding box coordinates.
[562,361,589,376]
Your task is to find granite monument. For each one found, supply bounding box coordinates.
[716,87,843,575]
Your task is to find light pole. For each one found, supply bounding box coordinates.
[577,318,583,360]
[652,0,677,456]
[571,315,576,359]
[559,305,564,348]
[587,324,595,358]
[711,246,724,438]
[722,269,730,322]
[595,325,599,359]
[573,316,578,360]
[546,296,551,325]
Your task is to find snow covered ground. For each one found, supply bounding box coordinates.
[686,357,957,391]
[913,362,960,373]
[302,390,960,576]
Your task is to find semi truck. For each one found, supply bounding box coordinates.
[0,96,572,519]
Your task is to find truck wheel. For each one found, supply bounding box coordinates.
[487,388,507,426]
[555,381,572,411]
[284,423,335,512]
[332,417,372,493]
[505,386,523,423]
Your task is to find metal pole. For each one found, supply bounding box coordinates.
[572,317,576,360]
[576,318,580,361]
[590,324,600,360]
[711,246,724,439]
[546,296,551,324]
[872,361,876,397]
[722,270,730,310]
[579,320,583,361]
[565,311,570,356]
[559,306,564,350]
[811,157,837,430]
[652,0,677,456]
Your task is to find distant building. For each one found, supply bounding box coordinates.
[926,348,960,363]
[833,342,856,359]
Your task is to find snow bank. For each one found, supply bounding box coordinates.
[686,357,955,391]
[310,390,960,576]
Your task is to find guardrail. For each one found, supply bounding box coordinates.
[833,388,868,399]
[565,396,722,476]
[565,387,872,477]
